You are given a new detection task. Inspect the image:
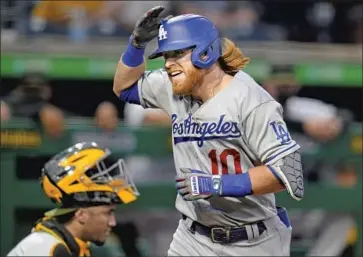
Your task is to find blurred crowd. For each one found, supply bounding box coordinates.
[1,1,361,256]
[0,72,119,138]
[1,0,362,44]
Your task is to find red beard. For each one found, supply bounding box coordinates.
[170,65,204,96]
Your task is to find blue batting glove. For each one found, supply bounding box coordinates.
[175,168,253,201]
[175,168,221,201]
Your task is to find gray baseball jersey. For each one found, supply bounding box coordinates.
[137,69,300,227]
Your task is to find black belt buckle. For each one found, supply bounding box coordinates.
[211,227,231,243]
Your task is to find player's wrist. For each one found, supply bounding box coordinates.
[219,173,253,197]
[210,175,223,195]
[130,33,147,49]
[121,36,145,67]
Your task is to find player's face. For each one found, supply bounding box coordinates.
[164,48,204,96]
[79,204,117,245]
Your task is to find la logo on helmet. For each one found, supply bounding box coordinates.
[158,25,168,40]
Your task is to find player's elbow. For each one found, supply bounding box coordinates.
[113,82,122,97]
[113,76,135,97]
[113,74,137,98]
[113,70,126,96]
[269,150,304,201]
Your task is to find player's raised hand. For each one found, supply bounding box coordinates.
[131,6,168,49]
[175,168,222,201]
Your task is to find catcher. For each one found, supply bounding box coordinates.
[7,142,139,257]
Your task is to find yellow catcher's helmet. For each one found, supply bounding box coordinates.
[40,142,139,211]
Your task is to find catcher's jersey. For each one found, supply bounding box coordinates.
[8,232,65,256]
[7,220,90,256]
[136,69,300,226]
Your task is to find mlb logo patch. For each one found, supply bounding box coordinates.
[190,176,199,195]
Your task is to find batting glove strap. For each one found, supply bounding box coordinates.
[220,173,253,197]
[190,175,220,196]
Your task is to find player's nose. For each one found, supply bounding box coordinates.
[108,214,117,227]
[164,58,176,69]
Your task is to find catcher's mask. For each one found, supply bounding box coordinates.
[41,142,139,216]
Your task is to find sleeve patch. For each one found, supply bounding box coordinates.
[269,121,292,145]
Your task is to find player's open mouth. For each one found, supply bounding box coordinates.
[169,71,183,77]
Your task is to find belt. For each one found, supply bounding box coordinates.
[182,214,266,244]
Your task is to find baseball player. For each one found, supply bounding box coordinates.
[7,142,139,256]
[113,6,304,256]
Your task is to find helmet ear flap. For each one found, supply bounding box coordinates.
[42,175,63,204]
[191,38,222,69]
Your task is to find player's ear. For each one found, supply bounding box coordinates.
[201,51,208,61]
[75,208,89,225]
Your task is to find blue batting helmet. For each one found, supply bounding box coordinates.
[148,14,222,69]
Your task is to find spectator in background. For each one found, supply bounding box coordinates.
[223,1,287,41]
[0,72,65,138]
[262,64,349,143]
[94,101,120,132]
[175,1,231,31]
[30,1,103,34]
[306,2,336,43]
[123,103,173,185]
[93,101,171,132]
[0,74,125,138]
[329,2,362,44]
[29,0,131,39]
[347,4,362,44]
[0,100,11,122]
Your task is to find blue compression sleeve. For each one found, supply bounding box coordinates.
[121,38,145,67]
[119,83,140,105]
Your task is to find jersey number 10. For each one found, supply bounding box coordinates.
[208,149,242,175]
